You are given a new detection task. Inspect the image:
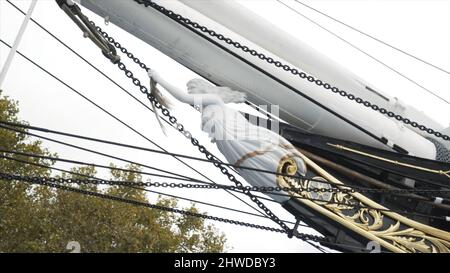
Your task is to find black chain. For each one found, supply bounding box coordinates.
[134,0,450,143]
[3,171,447,222]
[91,23,294,235]
[0,172,326,243]
[5,172,448,196]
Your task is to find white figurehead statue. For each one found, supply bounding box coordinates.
[148,70,306,202]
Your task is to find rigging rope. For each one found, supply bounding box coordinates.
[0,148,202,183]
[0,121,383,186]
[2,120,449,195]
[292,0,450,75]
[0,123,201,182]
[276,0,450,105]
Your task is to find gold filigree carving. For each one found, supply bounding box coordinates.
[276,156,450,253]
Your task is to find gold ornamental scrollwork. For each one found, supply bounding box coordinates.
[276,154,450,253]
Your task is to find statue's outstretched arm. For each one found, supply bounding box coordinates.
[148,70,224,106]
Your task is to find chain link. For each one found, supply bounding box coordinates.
[0,172,326,243]
[133,0,450,143]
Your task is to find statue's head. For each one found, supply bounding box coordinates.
[187,79,247,104]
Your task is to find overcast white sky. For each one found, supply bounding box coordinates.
[1,0,449,253]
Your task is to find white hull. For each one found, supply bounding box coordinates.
[79,0,445,160]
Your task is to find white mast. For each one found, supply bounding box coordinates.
[0,0,38,89]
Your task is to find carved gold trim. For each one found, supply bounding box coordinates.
[276,151,450,253]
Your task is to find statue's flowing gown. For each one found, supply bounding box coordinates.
[201,104,306,202]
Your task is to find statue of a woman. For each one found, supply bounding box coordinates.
[149,70,306,202]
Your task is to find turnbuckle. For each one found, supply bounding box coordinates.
[287,217,302,239]
[55,0,120,64]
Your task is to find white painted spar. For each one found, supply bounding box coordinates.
[79,0,437,159]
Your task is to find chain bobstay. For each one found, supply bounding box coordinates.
[133,0,450,143]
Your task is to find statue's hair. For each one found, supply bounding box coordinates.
[187,79,246,104]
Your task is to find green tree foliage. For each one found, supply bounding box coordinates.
[0,91,226,252]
